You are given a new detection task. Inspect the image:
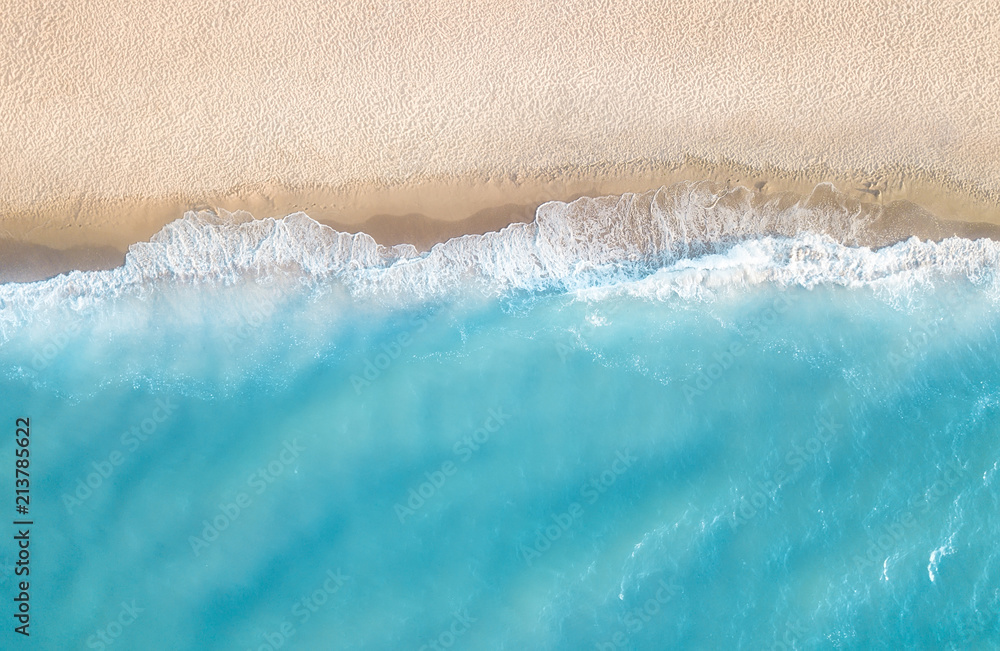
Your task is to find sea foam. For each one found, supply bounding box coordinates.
[1,182,997,339]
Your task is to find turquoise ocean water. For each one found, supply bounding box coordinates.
[1,185,999,649]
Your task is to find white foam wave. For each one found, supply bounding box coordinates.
[0,183,998,338]
[575,234,1000,302]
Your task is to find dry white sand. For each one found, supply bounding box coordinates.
[1,0,999,277]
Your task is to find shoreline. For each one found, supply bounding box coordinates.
[2,158,1000,283]
[4,0,998,283]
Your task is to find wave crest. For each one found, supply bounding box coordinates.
[1,182,998,335]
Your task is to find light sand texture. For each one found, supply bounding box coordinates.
[1,0,999,253]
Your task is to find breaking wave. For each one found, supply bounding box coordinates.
[1,182,998,338]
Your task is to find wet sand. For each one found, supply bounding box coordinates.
[2,1,999,281]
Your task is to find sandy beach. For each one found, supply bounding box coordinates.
[2,0,999,281]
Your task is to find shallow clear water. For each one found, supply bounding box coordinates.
[2,200,1000,649]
